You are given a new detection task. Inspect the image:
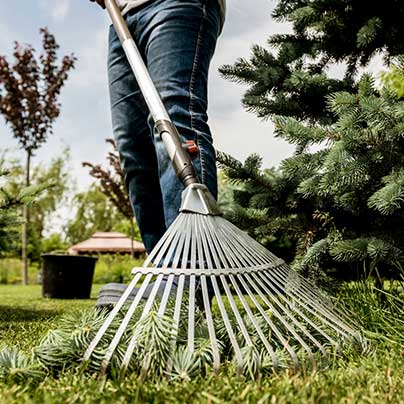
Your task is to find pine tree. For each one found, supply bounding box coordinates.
[219,1,404,283]
[220,0,404,124]
[219,74,404,283]
[0,171,47,256]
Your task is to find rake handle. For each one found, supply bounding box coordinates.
[105,0,198,187]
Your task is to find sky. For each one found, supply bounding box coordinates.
[0,0,297,193]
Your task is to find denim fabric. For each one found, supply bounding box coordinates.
[108,0,221,254]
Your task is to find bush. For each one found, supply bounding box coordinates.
[0,254,145,285]
[0,259,40,285]
[93,254,144,284]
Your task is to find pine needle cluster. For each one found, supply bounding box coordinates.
[0,294,352,384]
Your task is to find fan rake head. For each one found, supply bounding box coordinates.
[84,211,363,378]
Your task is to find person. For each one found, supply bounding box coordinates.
[90,0,226,305]
[90,0,226,254]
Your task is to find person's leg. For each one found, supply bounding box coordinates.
[99,0,221,307]
[108,19,166,254]
[136,0,221,228]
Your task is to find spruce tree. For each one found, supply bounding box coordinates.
[219,74,404,284]
[218,0,404,283]
[220,0,404,124]
[0,171,47,257]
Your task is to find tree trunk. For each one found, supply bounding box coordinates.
[22,150,31,285]
[130,218,135,258]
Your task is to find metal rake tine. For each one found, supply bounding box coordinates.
[211,275,243,376]
[297,277,357,330]
[259,269,339,345]
[271,268,354,340]
[140,273,165,317]
[203,216,274,370]
[180,214,192,270]
[187,274,196,353]
[187,215,198,353]
[198,215,215,269]
[164,215,191,374]
[171,217,188,269]
[201,275,220,373]
[236,273,300,373]
[84,273,142,362]
[220,218,273,265]
[258,270,337,350]
[213,219,251,268]
[226,219,277,261]
[229,273,279,371]
[196,216,243,374]
[216,218,276,273]
[275,264,356,327]
[275,266,351,329]
[199,216,254,367]
[203,215,231,269]
[220,219,264,265]
[195,215,222,371]
[273,266,357,337]
[192,214,201,268]
[166,274,185,374]
[139,274,176,378]
[220,275,253,347]
[158,274,175,316]
[273,265,347,325]
[143,213,183,267]
[121,273,168,373]
[149,214,185,268]
[202,219,256,346]
[161,217,186,268]
[245,272,318,369]
[99,273,153,375]
[197,215,243,374]
[194,214,207,270]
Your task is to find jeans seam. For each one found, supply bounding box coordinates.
[188,1,207,185]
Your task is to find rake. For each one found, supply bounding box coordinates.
[84,0,362,377]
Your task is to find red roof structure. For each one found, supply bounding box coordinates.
[68,232,146,256]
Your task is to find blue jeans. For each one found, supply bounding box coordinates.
[108,0,221,254]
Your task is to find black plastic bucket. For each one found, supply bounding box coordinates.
[41,254,97,299]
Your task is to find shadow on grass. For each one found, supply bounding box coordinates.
[0,306,60,322]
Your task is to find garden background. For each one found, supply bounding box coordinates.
[0,0,403,403]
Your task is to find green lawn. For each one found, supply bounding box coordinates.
[0,285,101,351]
[0,284,403,404]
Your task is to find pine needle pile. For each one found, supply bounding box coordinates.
[0,292,365,385]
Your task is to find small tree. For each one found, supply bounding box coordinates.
[219,74,404,287]
[0,28,76,284]
[83,139,140,256]
[0,171,47,257]
[218,1,404,286]
[4,149,73,260]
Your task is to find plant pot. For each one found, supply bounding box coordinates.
[41,254,97,299]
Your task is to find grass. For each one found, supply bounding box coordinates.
[0,285,101,351]
[0,283,403,403]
